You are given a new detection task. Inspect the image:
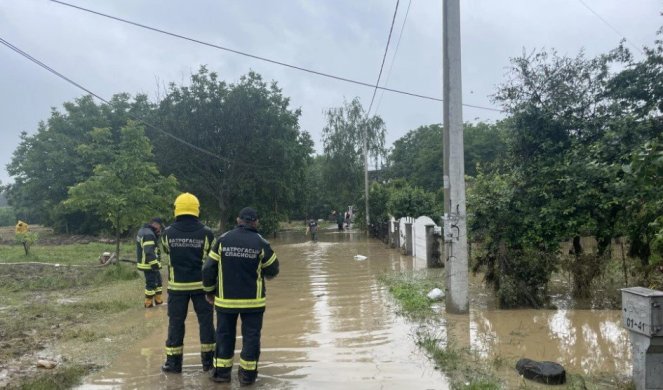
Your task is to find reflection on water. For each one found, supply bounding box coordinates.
[79,229,631,389]
[79,229,447,389]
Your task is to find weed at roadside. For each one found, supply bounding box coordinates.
[15,364,93,390]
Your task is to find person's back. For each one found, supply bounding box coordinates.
[213,225,277,305]
[202,207,279,385]
[136,218,164,308]
[163,216,214,291]
[160,193,215,374]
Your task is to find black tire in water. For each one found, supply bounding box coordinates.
[516,358,566,385]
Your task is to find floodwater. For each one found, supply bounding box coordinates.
[79,229,631,389]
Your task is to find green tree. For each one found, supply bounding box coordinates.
[463,121,508,177]
[64,122,178,255]
[470,36,663,304]
[0,207,16,227]
[6,94,154,233]
[321,97,386,215]
[387,124,443,192]
[154,67,312,233]
[386,122,507,192]
[388,184,438,220]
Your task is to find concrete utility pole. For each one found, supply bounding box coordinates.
[364,133,370,228]
[442,0,469,314]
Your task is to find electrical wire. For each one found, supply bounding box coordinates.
[0,36,274,169]
[374,0,413,115]
[576,0,644,55]
[48,0,503,113]
[367,0,400,116]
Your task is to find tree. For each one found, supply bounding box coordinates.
[388,184,439,220]
[153,67,312,233]
[470,35,663,304]
[387,124,443,192]
[386,122,507,192]
[321,97,386,214]
[6,94,154,233]
[64,122,178,255]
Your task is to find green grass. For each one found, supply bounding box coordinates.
[0,239,160,389]
[0,242,136,265]
[17,364,93,390]
[417,332,462,370]
[0,261,139,292]
[378,273,438,317]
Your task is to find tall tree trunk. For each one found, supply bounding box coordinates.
[572,235,583,256]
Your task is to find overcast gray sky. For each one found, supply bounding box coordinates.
[1,0,661,184]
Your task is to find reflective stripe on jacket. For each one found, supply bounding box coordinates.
[202,224,279,312]
[161,215,215,294]
[136,225,160,270]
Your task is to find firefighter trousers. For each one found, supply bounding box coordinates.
[165,293,215,355]
[214,311,263,373]
[143,269,162,297]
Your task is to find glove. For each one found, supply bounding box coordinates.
[205,293,215,305]
[151,263,160,271]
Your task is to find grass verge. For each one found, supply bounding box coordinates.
[0,241,163,388]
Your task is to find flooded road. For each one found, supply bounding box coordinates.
[79,229,631,389]
[80,229,447,389]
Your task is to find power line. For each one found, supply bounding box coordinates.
[48,0,502,113]
[375,0,413,114]
[576,0,644,55]
[367,0,400,116]
[0,36,273,169]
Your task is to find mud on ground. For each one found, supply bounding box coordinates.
[0,262,160,388]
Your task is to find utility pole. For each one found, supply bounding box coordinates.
[364,129,370,228]
[442,0,469,314]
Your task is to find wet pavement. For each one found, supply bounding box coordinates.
[79,228,631,389]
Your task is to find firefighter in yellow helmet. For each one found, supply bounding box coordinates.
[160,193,216,373]
[136,217,164,308]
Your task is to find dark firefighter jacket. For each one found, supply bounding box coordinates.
[202,224,279,312]
[161,215,215,294]
[136,224,161,271]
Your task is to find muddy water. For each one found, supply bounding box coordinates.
[79,230,631,389]
[79,230,447,389]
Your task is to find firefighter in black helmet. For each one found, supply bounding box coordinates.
[160,193,216,373]
[202,207,280,385]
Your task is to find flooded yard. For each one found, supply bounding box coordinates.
[78,228,630,389]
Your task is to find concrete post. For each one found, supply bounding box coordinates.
[405,222,413,256]
[442,0,469,314]
[621,287,663,390]
[390,220,399,249]
[426,224,443,268]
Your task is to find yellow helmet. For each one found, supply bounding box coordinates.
[174,192,200,217]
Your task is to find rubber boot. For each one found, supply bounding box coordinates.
[238,367,257,385]
[201,351,214,371]
[144,297,154,308]
[154,293,163,305]
[161,354,183,373]
[209,368,231,383]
